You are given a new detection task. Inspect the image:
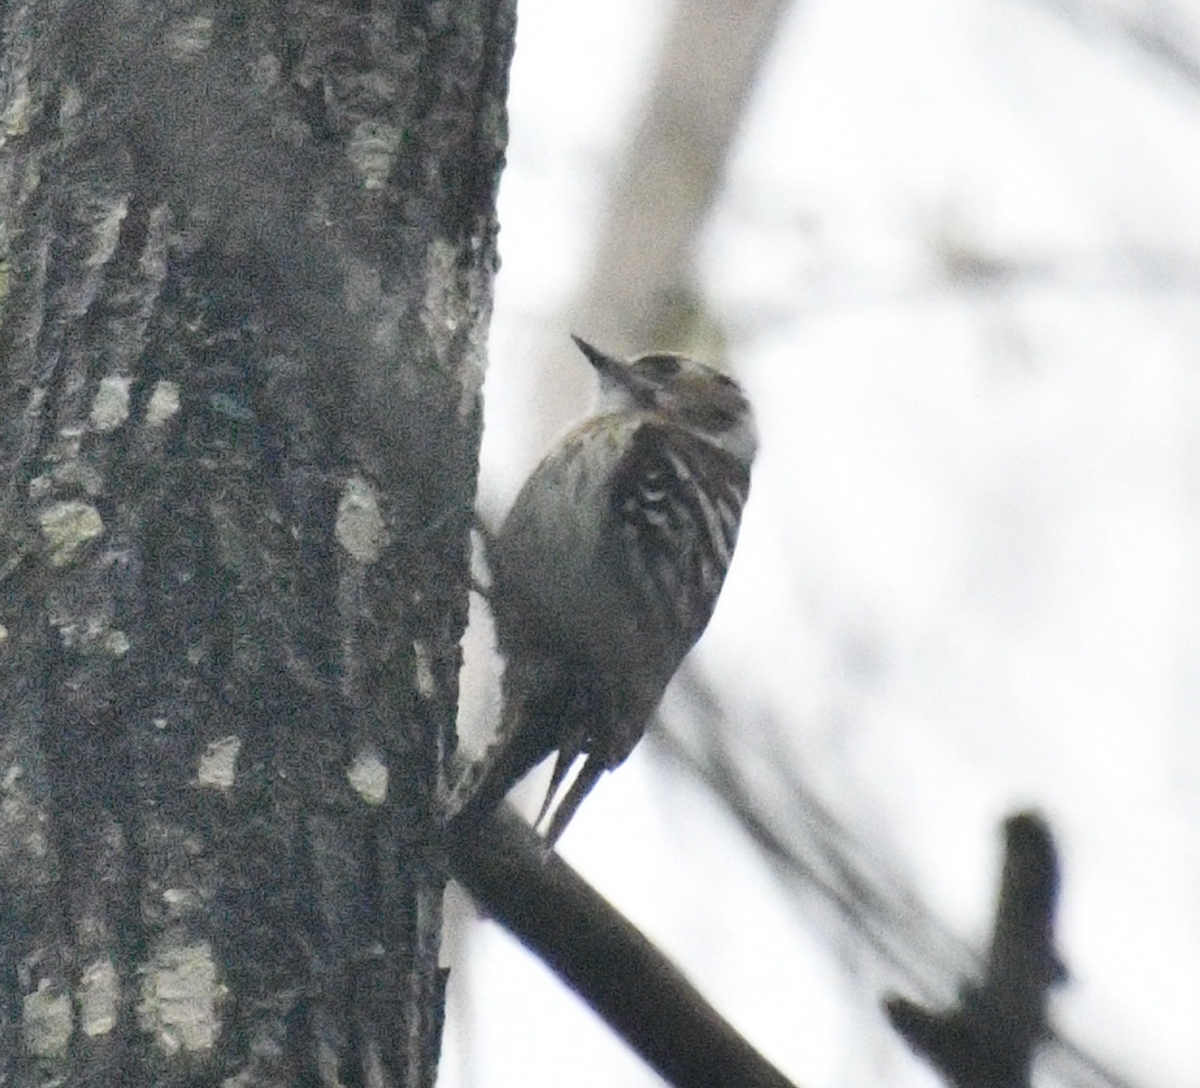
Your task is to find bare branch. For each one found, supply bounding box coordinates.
[886,813,1064,1088]
[447,804,801,1088]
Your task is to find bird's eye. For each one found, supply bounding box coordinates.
[636,355,682,381]
[690,403,739,431]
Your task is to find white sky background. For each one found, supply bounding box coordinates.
[444,1,1200,1086]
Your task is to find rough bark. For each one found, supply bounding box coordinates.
[0,0,514,1084]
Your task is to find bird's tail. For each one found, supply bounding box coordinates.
[449,650,565,830]
[540,756,606,846]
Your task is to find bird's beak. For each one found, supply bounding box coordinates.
[571,335,624,379]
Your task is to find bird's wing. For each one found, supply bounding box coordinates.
[607,421,751,655]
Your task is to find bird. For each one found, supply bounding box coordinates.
[456,335,757,845]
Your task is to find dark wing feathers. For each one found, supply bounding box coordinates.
[609,423,750,653]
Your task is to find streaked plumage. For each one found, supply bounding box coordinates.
[458,336,756,844]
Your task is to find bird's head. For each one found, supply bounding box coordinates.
[572,335,757,465]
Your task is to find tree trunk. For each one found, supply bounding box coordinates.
[0,0,513,1084]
